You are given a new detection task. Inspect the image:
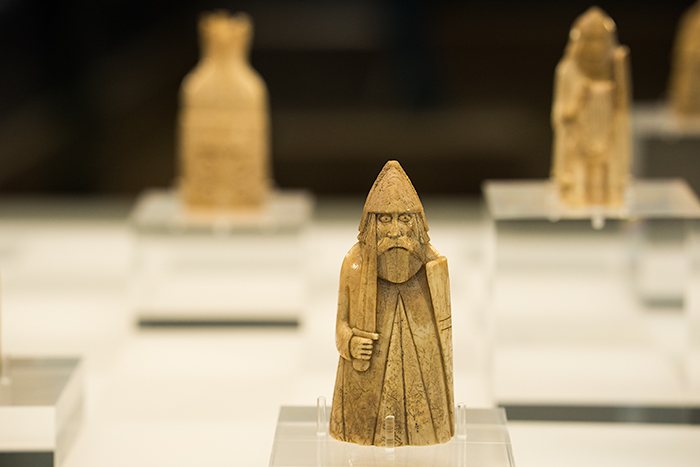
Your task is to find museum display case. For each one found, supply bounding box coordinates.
[1,3,700,467]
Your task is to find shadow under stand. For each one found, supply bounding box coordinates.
[0,358,83,467]
[130,189,313,326]
[269,405,515,467]
[484,179,700,404]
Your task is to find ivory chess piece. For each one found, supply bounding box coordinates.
[669,1,700,116]
[178,11,271,212]
[551,7,631,207]
[329,161,454,447]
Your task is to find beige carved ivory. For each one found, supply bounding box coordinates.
[178,11,271,212]
[329,160,454,447]
[670,1,700,116]
[551,7,631,207]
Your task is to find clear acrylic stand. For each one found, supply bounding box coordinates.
[0,358,83,466]
[269,399,515,467]
[0,353,11,386]
[484,178,700,400]
[456,403,467,440]
[687,220,700,389]
[316,396,327,437]
[130,188,314,325]
[384,416,395,454]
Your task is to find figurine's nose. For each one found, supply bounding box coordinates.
[387,217,400,238]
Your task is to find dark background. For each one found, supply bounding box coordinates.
[0,1,691,195]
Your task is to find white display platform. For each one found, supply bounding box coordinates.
[130,189,314,325]
[0,358,83,467]
[484,179,700,401]
[2,197,700,467]
[269,406,515,467]
[485,178,700,222]
[132,189,313,232]
[485,178,700,312]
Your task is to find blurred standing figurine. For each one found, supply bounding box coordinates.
[329,161,454,447]
[178,11,271,212]
[551,7,631,207]
[670,1,700,116]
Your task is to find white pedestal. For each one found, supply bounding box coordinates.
[0,358,83,467]
[484,179,700,404]
[269,406,515,467]
[130,189,314,325]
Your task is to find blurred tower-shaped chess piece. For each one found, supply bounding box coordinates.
[669,1,700,117]
[551,6,631,207]
[178,11,271,212]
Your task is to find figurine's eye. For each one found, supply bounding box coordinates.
[399,214,411,223]
[378,214,392,223]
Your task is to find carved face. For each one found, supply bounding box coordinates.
[574,34,612,79]
[375,212,424,283]
[570,12,615,80]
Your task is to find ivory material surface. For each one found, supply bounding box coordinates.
[551,7,631,208]
[329,161,454,447]
[178,11,271,212]
[670,1,700,116]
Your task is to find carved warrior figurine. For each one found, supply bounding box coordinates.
[330,161,454,447]
[178,11,271,211]
[670,1,700,116]
[551,7,631,207]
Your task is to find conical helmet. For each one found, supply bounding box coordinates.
[359,160,427,231]
[570,6,617,45]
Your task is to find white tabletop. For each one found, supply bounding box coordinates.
[0,196,697,467]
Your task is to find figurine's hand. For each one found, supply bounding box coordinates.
[350,336,374,360]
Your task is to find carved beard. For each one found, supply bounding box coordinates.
[377,247,424,283]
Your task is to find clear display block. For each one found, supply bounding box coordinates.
[130,189,314,324]
[688,220,700,389]
[633,101,700,195]
[0,358,83,467]
[269,406,515,467]
[484,179,700,399]
[485,178,700,222]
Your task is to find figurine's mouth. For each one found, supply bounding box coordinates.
[379,245,422,263]
[377,236,421,256]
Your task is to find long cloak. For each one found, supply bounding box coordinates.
[329,242,454,446]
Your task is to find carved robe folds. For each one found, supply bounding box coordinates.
[330,243,454,447]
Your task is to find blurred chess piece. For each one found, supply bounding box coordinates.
[551,7,631,207]
[669,1,700,117]
[178,11,271,212]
